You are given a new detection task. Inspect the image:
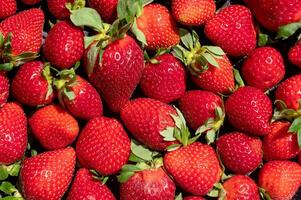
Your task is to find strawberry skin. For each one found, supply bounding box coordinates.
[0,0,16,19]
[204,5,256,57]
[184,197,205,200]
[29,105,79,150]
[76,117,130,175]
[85,35,144,113]
[259,160,301,200]
[217,132,263,174]
[44,21,84,70]
[120,98,177,151]
[67,168,116,200]
[222,175,260,200]
[0,102,27,164]
[11,61,54,107]
[0,72,9,106]
[164,142,222,196]
[88,0,118,23]
[140,54,186,103]
[137,3,180,50]
[120,167,176,200]
[225,86,272,136]
[263,121,300,161]
[179,90,223,130]
[242,47,285,91]
[20,147,76,200]
[171,0,215,26]
[288,41,301,69]
[47,0,73,19]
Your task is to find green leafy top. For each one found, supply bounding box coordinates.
[276,22,301,40]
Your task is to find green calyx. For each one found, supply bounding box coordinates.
[89,169,109,184]
[276,22,301,40]
[144,49,170,64]
[259,187,272,200]
[42,63,53,101]
[66,0,86,12]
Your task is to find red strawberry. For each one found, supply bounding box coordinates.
[136,3,180,50]
[216,132,263,174]
[0,72,9,106]
[0,102,27,164]
[44,21,84,70]
[11,61,54,107]
[263,121,300,161]
[204,5,256,57]
[20,147,76,200]
[47,0,85,19]
[171,0,215,26]
[140,53,186,103]
[288,40,301,69]
[0,0,16,19]
[29,104,79,150]
[67,168,116,200]
[244,0,301,31]
[184,196,205,200]
[88,0,118,23]
[225,86,272,136]
[76,116,130,175]
[20,0,40,5]
[258,160,301,200]
[0,8,44,68]
[221,175,260,200]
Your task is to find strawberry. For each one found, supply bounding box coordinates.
[140,53,186,103]
[0,8,44,69]
[288,40,301,69]
[263,121,300,161]
[11,61,54,107]
[0,0,16,20]
[242,47,285,91]
[20,0,40,5]
[225,86,272,136]
[216,132,263,174]
[29,104,79,150]
[220,175,260,200]
[0,102,27,164]
[0,72,9,106]
[20,147,76,200]
[67,168,116,200]
[204,5,256,57]
[47,0,85,19]
[183,197,205,200]
[258,160,301,200]
[88,0,118,23]
[171,0,215,26]
[44,21,84,70]
[76,116,130,175]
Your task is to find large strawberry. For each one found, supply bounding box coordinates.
[88,0,118,23]
[140,53,186,103]
[171,0,215,26]
[225,86,272,136]
[67,168,116,200]
[242,47,285,91]
[0,8,44,69]
[216,132,263,174]
[44,21,84,70]
[204,5,256,57]
[47,0,85,19]
[0,102,27,164]
[29,105,79,150]
[11,61,54,107]
[288,40,301,69]
[0,72,9,106]
[76,116,130,175]
[20,147,76,200]
[0,0,16,20]
[258,160,301,200]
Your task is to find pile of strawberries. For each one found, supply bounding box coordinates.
[1,0,301,199]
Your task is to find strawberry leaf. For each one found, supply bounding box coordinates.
[0,166,9,181]
[258,33,269,47]
[130,140,153,161]
[160,127,176,141]
[298,131,301,149]
[117,171,135,183]
[203,52,220,68]
[0,182,18,195]
[276,22,301,40]
[174,193,183,200]
[203,46,225,56]
[70,8,104,32]
[166,144,181,151]
[179,28,193,50]
[131,19,147,45]
[289,117,301,133]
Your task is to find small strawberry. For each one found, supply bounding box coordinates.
[0,102,27,164]
[29,104,79,150]
[67,168,116,200]
[242,47,285,91]
[258,160,301,200]
[76,116,130,175]
[225,86,272,136]
[216,132,263,174]
[140,53,186,103]
[20,147,76,200]
[0,0,16,20]
[11,61,54,107]
[88,0,118,23]
[0,72,9,106]
[288,40,301,69]
[204,5,256,57]
[44,21,84,70]
[47,0,85,19]
[20,0,40,5]
[183,196,205,200]
[171,0,215,26]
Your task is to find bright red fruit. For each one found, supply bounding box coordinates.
[0,0,16,19]
[204,5,256,57]
[217,132,263,174]
[288,40,301,69]
[88,0,118,23]
[0,102,27,164]
[29,105,79,150]
[0,72,9,106]
[76,117,130,175]
[47,0,71,19]
[20,147,76,200]
[225,86,272,136]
